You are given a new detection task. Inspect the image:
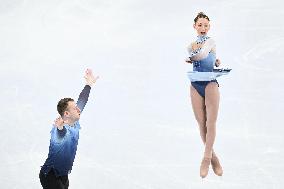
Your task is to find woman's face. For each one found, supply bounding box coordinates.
[193,18,210,36]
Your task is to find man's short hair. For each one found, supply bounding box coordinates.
[57,98,74,117]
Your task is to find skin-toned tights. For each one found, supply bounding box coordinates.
[190,82,219,158]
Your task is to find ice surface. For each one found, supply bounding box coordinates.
[0,0,283,188]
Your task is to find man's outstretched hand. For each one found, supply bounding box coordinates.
[84,69,99,87]
[54,116,64,130]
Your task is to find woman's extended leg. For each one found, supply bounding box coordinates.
[190,85,211,178]
[204,82,219,158]
[204,82,223,176]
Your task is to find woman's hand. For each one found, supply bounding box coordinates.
[185,57,192,64]
[215,59,221,67]
[191,42,203,51]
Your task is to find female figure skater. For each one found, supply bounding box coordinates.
[186,12,223,178]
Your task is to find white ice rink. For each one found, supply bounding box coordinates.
[0,0,284,188]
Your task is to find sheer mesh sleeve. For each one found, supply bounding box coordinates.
[187,43,193,54]
[189,39,216,61]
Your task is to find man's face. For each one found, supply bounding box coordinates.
[65,101,81,122]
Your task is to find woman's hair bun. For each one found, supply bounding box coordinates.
[194,12,210,23]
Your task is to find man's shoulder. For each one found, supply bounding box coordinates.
[73,121,81,130]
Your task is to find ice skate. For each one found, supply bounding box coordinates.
[211,154,223,176]
[200,157,211,178]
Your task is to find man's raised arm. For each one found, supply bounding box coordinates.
[76,69,99,112]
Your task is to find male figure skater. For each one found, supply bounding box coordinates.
[39,69,99,189]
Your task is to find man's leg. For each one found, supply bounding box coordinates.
[39,169,66,189]
[61,175,69,189]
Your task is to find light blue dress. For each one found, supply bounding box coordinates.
[187,35,230,97]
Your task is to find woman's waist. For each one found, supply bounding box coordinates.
[193,63,213,72]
